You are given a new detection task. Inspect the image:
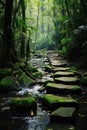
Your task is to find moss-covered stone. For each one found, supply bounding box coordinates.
[46,82,81,94]
[10,96,37,115]
[52,71,75,78]
[80,75,87,86]
[54,77,79,85]
[0,76,16,92]
[32,71,43,79]
[53,67,70,72]
[41,94,79,111]
[51,107,76,123]
[45,65,53,72]
[0,68,12,79]
[19,72,35,85]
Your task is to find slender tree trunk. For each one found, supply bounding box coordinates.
[20,0,26,58]
[0,0,13,67]
[35,0,40,45]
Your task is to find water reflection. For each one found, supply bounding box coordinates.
[27,107,50,130]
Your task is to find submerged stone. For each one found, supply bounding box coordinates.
[42,94,79,111]
[54,77,79,85]
[51,107,76,123]
[46,82,82,94]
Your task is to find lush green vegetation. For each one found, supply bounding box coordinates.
[0,0,87,88]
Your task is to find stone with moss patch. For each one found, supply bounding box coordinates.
[51,107,76,122]
[45,65,53,72]
[41,94,79,111]
[10,96,37,115]
[32,71,43,79]
[54,77,79,85]
[53,67,70,72]
[53,71,75,78]
[46,82,81,94]
[0,76,16,92]
[0,68,12,79]
[19,72,35,85]
[80,76,87,86]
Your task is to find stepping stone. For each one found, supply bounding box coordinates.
[54,77,79,85]
[41,94,79,111]
[46,82,82,94]
[53,67,70,72]
[51,60,67,67]
[53,71,75,78]
[51,107,76,123]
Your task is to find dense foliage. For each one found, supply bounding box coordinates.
[0,0,87,67]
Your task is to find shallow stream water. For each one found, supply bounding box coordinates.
[0,57,87,130]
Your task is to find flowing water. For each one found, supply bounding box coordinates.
[0,57,87,130]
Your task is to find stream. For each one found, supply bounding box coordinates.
[0,53,87,130]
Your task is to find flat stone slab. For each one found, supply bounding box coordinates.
[53,71,75,77]
[53,67,70,72]
[54,77,79,85]
[42,94,79,111]
[46,82,81,94]
[51,107,76,122]
[52,62,67,67]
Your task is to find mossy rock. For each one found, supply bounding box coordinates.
[53,67,70,72]
[52,62,67,67]
[46,82,82,94]
[10,96,37,115]
[45,65,53,72]
[41,94,79,111]
[32,71,43,79]
[52,71,75,78]
[0,76,16,92]
[0,68,12,79]
[19,72,35,85]
[51,107,76,123]
[54,77,79,85]
[80,76,87,86]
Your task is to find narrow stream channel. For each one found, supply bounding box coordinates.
[0,55,87,130]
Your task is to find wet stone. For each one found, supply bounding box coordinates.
[46,82,82,94]
[41,94,79,111]
[53,71,75,78]
[53,67,70,72]
[51,107,76,123]
[54,77,79,85]
[51,62,67,67]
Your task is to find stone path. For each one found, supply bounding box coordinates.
[42,51,82,123]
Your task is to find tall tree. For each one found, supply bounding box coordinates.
[0,0,13,67]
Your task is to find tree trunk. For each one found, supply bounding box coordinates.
[0,0,13,67]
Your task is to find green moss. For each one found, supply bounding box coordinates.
[19,72,35,85]
[32,71,42,79]
[0,76,14,87]
[10,96,37,114]
[80,76,87,84]
[45,65,52,72]
[0,68,12,79]
[43,94,76,104]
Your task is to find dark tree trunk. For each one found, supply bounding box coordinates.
[20,0,26,58]
[0,0,13,67]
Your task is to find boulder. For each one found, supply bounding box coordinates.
[10,96,37,116]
